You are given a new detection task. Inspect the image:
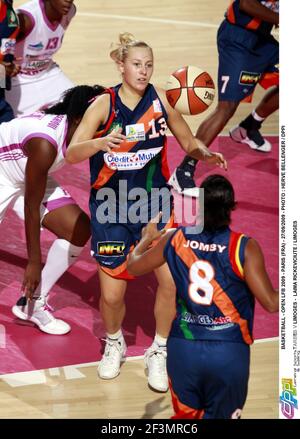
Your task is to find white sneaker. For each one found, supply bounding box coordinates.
[168,168,200,198]
[144,343,168,392]
[97,337,127,380]
[12,296,71,335]
[229,125,272,152]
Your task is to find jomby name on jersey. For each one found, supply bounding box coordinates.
[183,240,226,253]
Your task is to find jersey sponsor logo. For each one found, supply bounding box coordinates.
[125,123,146,142]
[0,38,16,55]
[183,240,227,253]
[97,241,126,257]
[182,311,233,327]
[239,71,261,86]
[28,42,44,51]
[104,147,163,171]
[22,55,52,74]
[47,114,65,130]
[152,98,162,114]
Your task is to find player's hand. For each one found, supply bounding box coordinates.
[94,128,126,153]
[205,152,228,170]
[22,261,42,300]
[2,61,20,77]
[141,212,166,243]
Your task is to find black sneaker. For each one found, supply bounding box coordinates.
[229,124,272,152]
[168,166,200,198]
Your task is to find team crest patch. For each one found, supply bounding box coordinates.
[97,241,126,257]
[125,123,145,142]
[108,122,122,134]
[239,71,261,86]
[7,10,19,27]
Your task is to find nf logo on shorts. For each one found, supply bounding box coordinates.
[97,241,126,257]
[104,147,163,170]
[239,71,261,86]
[125,123,146,142]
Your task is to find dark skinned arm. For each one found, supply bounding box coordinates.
[240,0,279,26]
[128,213,176,276]
[244,238,279,313]
[16,10,34,42]
[23,138,56,299]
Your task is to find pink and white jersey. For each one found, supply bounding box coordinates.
[15,0,76,77]
[0,112,68,183]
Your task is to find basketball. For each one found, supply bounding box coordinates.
[165,66,215,115]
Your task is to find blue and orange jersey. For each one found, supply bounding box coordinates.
[164,226,255,344]
[0,0,19,63]
[90,83,170,199]
[225,0,279,35]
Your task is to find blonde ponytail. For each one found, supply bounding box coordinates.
[110,32,152,63]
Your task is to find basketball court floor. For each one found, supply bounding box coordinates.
[0,0,279,419]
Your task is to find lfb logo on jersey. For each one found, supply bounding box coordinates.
[46,37,59,50]
[126,123,146,142]
[97,241,126,257]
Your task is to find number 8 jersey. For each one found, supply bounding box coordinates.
[164,226,254,345]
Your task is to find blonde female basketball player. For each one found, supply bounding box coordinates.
[66,33,227,392]
[6,0,76,116]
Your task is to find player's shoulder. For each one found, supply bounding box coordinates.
[19,113,65,136]
[91,91,111,109]
[17,0,38,14]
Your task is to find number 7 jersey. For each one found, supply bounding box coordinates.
[164,226,254,344]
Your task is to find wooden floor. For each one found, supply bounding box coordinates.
[3,0,279,419]
[0,340,278,419]
[14,0,279,135]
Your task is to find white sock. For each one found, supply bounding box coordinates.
[34,239,84,299]
[252,110,265,122]
[154,333,167,347]
[107,329,123,340]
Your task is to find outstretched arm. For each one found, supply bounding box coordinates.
[23,139,57,298]
[244,238,279,313]
[128,216,175,276]
[66,94,126,164]
[156,88,227,169]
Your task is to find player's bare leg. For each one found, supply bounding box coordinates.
[97,268,127,380]
[12,204,90,335]
[144,263,176,392]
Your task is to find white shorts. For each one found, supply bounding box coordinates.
[0,174,76,224]
[6,64,74,117]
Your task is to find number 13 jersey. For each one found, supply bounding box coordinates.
[90,83,170,193]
